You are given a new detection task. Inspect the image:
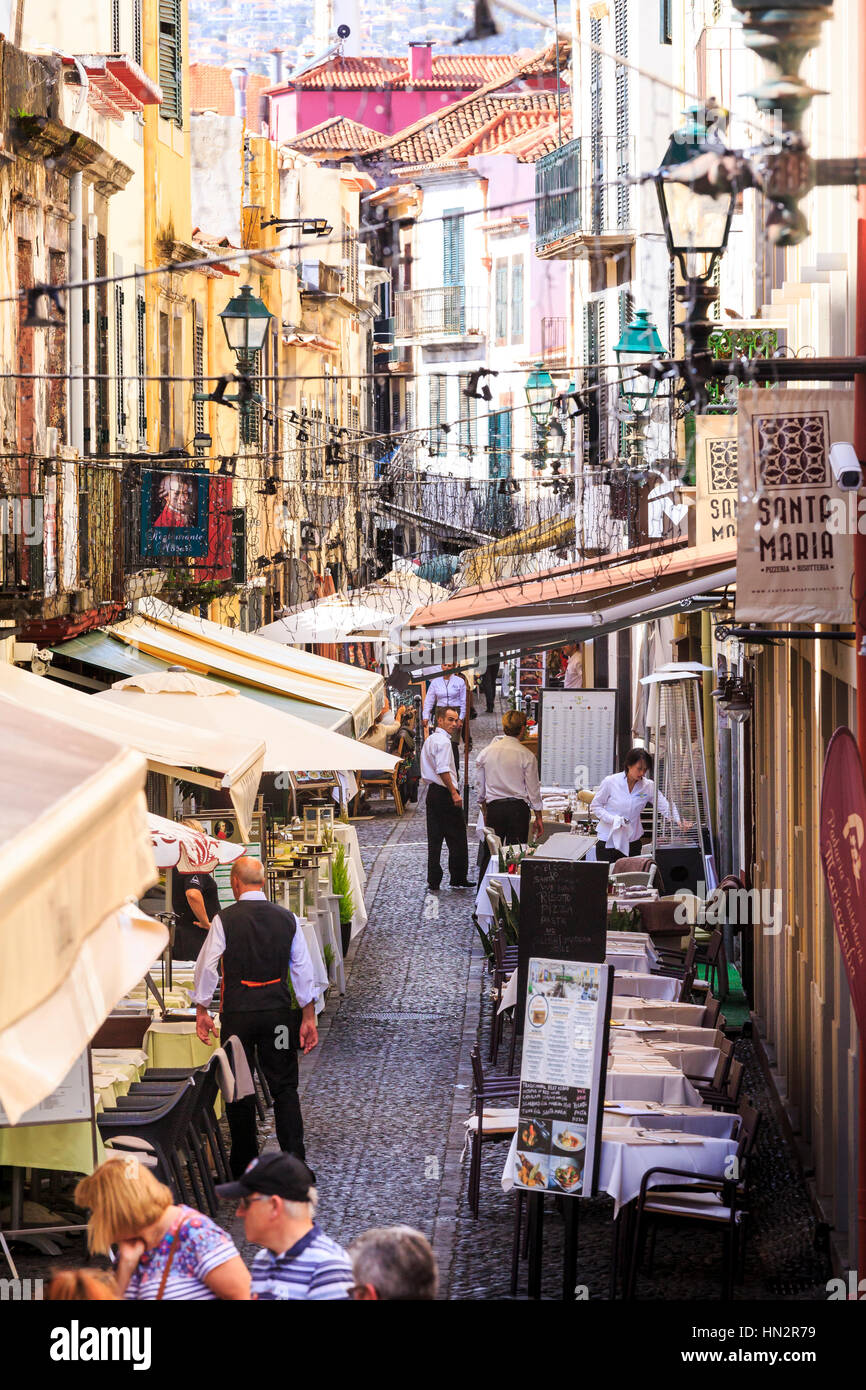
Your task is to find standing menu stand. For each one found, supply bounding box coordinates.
[538,688,617,792]
[0,1050,98,1278]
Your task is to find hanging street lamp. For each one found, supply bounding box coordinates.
[525,360,556,427]
[656,103,736,367]
[613,309,664,476]
[219,284,273,368]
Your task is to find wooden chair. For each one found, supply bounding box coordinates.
[355,762,405,816]
[490,929,518,1065]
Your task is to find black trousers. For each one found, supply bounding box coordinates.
[595,839,644,865]
[480,664,500,712]
[221,1006,304,1175]
[426,782,469,888]
[486,798,531,847]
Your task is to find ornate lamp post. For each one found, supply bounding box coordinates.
[613,308,664,473]
[218,285,273,444]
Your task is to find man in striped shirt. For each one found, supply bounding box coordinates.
[217,1153,352,1300]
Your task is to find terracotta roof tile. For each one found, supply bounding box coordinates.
[288,53,536,91]
[189,64,271,132]
[287,116,383,155]
[443,108,559,157]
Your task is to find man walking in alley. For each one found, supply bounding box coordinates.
[422,664,467,776]
[421,706,471,891]
[192,856,319,1175]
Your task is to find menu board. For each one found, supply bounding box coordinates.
[518,858,609,1014]
[539,688,616,791]
[513,959,613,1197]
[0,1051,92,1128]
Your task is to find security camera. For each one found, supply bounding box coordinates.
[829,442,863,492]
[337,23,351,37]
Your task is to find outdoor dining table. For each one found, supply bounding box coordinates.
[605,1063,702,1106]
[612,971,680,1001]
[610,1036,720,1081]
[611,999,707,1026]
[501,1125,738,1216]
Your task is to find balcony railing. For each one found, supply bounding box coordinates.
[535,135,636,253]
[394,286,483,342]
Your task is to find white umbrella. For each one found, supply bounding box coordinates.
[97,671,401,774]
[147,812,245,874]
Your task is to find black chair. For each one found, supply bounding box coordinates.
[467,1047,520,1218]
[490,929,518,1065]
[97,1081,198,1203]
[625,1103,761,1300]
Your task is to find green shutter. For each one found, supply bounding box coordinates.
[495,261,508,341]
[511,258,524,342]
[159,0,182,126]
[443,210,464,286]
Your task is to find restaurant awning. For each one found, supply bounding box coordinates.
[408,543,737,661]
[112,600,383,737]
[98,671,401,774]
[0,701,160,1123]
[258,599,396,646]
[140,599,385,718]
[0,661,265,840]
[50,629,354,735]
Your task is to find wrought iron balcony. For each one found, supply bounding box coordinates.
[535,135,636,260]
[394,286,484,343]
[541,316,568,366]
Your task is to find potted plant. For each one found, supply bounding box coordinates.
[332,843,354,958]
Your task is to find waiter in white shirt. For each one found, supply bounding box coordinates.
[421,705,471,891]
[562,641,583,690]
[590,747,682,864]
[476,710,544,864]
[423,665,467,777]
[192,856,318,1175]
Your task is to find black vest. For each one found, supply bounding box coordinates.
[220,898,297,1015]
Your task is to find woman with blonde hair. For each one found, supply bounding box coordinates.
[47,1269,119,1300]
[74,1159,250,1301]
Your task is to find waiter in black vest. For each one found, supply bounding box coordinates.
[192,856,318,1176]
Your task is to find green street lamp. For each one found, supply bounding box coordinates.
[525,360,557,426]
[613,309,665,415]
[220,284,273,366]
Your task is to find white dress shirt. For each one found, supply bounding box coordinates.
[590,772,674,855]
[476,735,543,811]
[420,726,458,787]
[423,674,466,722]
[564,651,584,689]
[191,890,317,1009]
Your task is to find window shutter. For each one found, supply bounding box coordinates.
[590,17,604,233]
[114,283,126,434]
[614,0,630,229]
[511,258,524,342]
[659,0,673,45]
[443,210,464,286]
[459,374,477,453]
[133,0,143,65]
[111,0,121,52]
[193,315,205,449]
[158,0,182,126]
[136,292,147,443]
[428,374,444,453]
[495,260,508,341]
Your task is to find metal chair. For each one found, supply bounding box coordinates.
[467,1047,520,1218]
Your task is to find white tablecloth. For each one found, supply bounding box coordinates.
[611,1037,720,1081]
[611,1000,707,1026]
[502,1127,738,1216]
[605,1066,702,1106]
[603,1107,739,1139]
[333,822,368,932]
[475,867,521,927]
[613,971,680,1001]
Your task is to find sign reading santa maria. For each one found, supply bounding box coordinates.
[735,388,854,623]
[695,414,738,548]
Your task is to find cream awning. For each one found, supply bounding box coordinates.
[0,702,160,1122]
[0,662,265,840]
[134,598,385,730]
[457,516,576,588]
[0,903,168,1125]
[99,671,401,774]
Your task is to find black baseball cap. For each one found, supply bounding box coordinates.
[215,1152,315,1202]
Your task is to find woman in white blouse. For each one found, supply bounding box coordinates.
[590,747,680,864]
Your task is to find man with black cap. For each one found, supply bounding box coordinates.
[216,1153,353,1301]
[192,856,319,1175]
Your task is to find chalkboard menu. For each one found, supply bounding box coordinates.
[518,859,609,1014]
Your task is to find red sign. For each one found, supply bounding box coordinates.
[194,475,232,583]
[820,727,866,1035]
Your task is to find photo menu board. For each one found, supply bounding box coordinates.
[518,858,609,1016]
[512,959,613,1197]
[539,688,617,791]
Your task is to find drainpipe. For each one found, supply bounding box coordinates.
[68,172,84,458]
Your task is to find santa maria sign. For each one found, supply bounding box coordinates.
[735,388,854,623]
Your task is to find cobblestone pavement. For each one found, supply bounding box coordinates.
[6,711,834,1299]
